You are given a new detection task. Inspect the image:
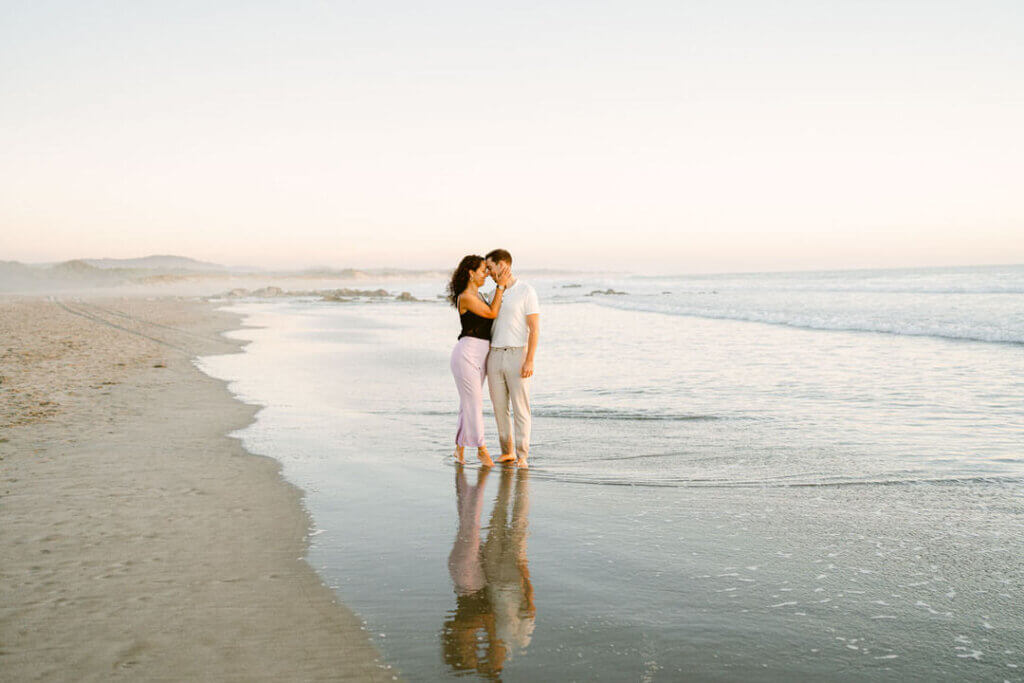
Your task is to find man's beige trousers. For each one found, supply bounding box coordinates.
[486,346,531,459]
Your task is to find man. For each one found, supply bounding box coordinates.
[484,249,540,469]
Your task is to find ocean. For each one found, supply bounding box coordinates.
[197,264,1023,681]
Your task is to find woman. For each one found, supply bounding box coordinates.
[447,254,510,466]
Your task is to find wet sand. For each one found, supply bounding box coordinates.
[0,296,393,681]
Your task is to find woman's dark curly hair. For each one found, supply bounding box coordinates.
[447,255,484,307]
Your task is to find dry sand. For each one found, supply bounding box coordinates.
[0,296,395,681]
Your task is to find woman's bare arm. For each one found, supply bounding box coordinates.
[458,263,510,318]
[460,286,504,318]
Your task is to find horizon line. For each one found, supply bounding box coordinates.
[10,255,1023,279]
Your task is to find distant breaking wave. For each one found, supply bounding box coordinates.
[621,282,1024,296]
[558,265,1024,345]
[590,299,1024,345]
[625,265,1024,295]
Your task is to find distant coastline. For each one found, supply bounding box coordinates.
[5,253,1021,295]
[0,255,444,291]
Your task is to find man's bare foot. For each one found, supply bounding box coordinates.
[477,447,494,467]
[454,446,465,464]
[516,457,529,469]
[496,453,516,464]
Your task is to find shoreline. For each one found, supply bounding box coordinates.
[0,295,394,681]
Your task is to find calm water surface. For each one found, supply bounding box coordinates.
[199,266,1024,681]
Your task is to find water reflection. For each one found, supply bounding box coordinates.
[443,465,534,678]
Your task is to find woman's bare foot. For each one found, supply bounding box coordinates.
[516,457,529,469]
[495,453,516,464]
[477,447,495,467]
[454,446,465,464]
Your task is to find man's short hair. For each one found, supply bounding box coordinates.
[485,249,512,266]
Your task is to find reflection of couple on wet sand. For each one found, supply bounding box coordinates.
[443,465,535,678]
[448,248,540,469]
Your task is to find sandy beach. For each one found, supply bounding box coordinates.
[0,296,393,681]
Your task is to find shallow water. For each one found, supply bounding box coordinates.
[198,266,1024,681]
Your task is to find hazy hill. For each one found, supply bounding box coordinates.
[0,254,454,293]
[0,260,38,280]
[82,255,227,272]
[0,258,162,291]
[49,260,133,281]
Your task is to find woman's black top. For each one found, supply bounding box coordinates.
[458,308,492,340]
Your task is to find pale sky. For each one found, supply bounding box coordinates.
[2,1,1022,273]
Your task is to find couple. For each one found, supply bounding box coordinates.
[448,249,539,469]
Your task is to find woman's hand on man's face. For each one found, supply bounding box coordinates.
[491,262,511,287]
